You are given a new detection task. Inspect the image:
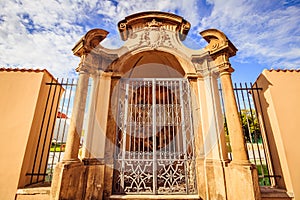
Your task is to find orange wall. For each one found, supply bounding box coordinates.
[0,70,62,200]
[255,69,300,199]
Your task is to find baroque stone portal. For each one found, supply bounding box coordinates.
[51,11,260,200]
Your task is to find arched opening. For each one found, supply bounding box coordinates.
[116,50,185,78]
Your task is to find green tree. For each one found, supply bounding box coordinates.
[224,109,262,143]
[240,109,262,143]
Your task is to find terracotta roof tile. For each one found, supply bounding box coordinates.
[268,68,300,72]
[57,111,68,119]
[0,67,57,80]
[0,67,47,73]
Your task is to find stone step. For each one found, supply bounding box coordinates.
[109,195,201,200]
[260,187,293,200]
[15,186,50,200]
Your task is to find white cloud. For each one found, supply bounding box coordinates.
[0,0,299,79]
[199,0,300,68]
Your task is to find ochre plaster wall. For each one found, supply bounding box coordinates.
[0,69,61,200]
[255,69,300,199]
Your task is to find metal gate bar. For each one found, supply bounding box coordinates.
[113,78,196,194]
[220,82,278,186]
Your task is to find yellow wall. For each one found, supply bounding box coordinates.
[0,69,62,200]
[255,69,300,199]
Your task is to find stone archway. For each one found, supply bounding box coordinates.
[51,11,260,200]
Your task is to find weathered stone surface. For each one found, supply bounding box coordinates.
[50,161,85,200]
[84,164,105,200]
[225,163,261,200]
[16,186,50,200]
[109,194,201,200]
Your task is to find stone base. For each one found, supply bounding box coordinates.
[50,159,106,200]
[50,161,85,200]
[109,195,201,200]
[196,159,228,200]
[196,159,260,200]
[225,162,261,200]
[82,158,105,200]
[260,187,293,200]
[50,159,261,200]
[16,186,50,200]
[205,160,228,200]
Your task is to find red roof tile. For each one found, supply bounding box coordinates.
[0,67,57,80]
[268,69,300,72]
[57,111,68,119]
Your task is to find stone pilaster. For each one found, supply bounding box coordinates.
[81,71,100,159]
[81,71,113,200]
[63,70,90,161]
[102,74,121,200]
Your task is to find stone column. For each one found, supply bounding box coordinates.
[219,67,248,163]
[200,28,260,200]
[50,69,90,200]
[63,70,90,161]
[221,69,261,200]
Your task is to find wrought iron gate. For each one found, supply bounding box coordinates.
[113,78,196,195]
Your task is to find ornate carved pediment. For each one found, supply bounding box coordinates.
[118,11,190,41]
[138,19,174,49]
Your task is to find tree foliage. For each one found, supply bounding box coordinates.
[224,109,262,143]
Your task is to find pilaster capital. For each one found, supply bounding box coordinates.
[218,63,234,75]
[185,73,200,79]
[191,54,219,77]
[218,63,235,75]
[100,71,114,78]
[75,50,118,75]
[76,56,95,75]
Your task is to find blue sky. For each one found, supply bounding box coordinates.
[0,0,299,83]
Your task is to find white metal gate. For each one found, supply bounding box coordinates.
[113,78,196,194]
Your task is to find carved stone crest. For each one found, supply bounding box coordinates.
[138,19,175,49]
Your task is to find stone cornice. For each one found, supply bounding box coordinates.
[72,29,109,57]
[200,29,237,58]
[199,29,237,74]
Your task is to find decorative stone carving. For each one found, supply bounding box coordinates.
[138,19,174,49]
[72,29,109,57]
[200,29,237,57]
[118,11,190,41]
[209,39,220,51]
[191,54,219,77]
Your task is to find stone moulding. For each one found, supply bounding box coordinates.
[72,29,109,57]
